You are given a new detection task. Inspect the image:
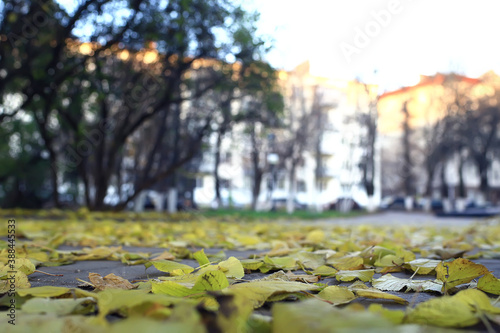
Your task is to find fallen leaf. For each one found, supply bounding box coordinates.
[436,258,490,293]
[477,273,500,295]
[348,281,408,305]
[317,286,357,305]
[372,274,443,293]
[88,273,135,291]
[404,258,441,275]
[228,280,320,308]
[335,269,375,282]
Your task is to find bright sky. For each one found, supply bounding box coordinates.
[58,0,500,92]
[249,0,500,91]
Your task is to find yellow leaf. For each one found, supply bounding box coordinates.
[21,297,96,315]
[218,256,244,279]
[374,254,403,267]
[240,259,264,271]
[228,280,320,308]
[477,273,500,295]
[305,229,325,243]
[327,255,364,271]
[454,289,500,315]
[97,289,187,320]
[348,281,408,305]
[317,286,357,305]
[312,265,337,277]
[16,286,70,297]
[263,255,297,270]
[0,258,36,275]
[436,258,490,293]
[0,271,30,293]
[368,304,404,324]
[335,269,375,282]
[151,280,195,297]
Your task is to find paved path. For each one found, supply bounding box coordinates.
[317,211,498,227]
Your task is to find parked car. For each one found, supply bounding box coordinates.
[328,197,363,211]
[271,198,307,211]
[380,196,421,210]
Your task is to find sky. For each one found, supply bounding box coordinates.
[248,0,500,91]
[57,0,500,92]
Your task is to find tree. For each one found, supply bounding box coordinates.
[457,101,500,200]
[238,62,284,211]
[1,0,277,210]
[400,100,416,197]
[355,82,378,211]
[274,81,328,213]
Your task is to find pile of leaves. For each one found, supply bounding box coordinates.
[1,209,500,332]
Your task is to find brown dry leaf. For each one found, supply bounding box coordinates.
[88,272,135,291]
[150,251,176,261]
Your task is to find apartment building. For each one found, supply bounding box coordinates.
[377,71,500,205]
[194,61,381,210]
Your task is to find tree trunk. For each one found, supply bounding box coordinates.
[440,162,448,199]
[425,163,435,197]
[214,130,223,207]
[286,163,296,214]
[478,158,489,201]
[457,156,466,198]
[250,124,262,211]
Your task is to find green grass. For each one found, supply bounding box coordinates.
[197,208,365,221]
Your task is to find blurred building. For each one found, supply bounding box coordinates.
[194,61,382,210]
[377,71,500,206]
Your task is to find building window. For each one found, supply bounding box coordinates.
[222,152,232,164]
[297,180,306,193]
[220,179,231,189]
[277,176,286,190]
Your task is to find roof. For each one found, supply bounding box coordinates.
[379,73,481,100]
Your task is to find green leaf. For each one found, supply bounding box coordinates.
[218,256,245,279]
[21,297,96,315]
[17,286,71,298]
[151,280,196,297]
[240,259,264,271]
[193,270,229,291]
[193,249,210,266]
[145,260,194,275]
